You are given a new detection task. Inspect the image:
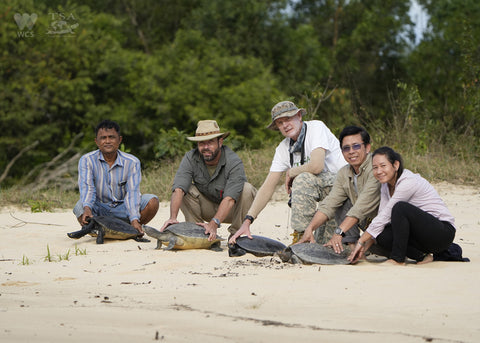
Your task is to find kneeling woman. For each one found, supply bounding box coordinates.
[349,146,455,265]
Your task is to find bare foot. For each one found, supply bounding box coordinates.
[380,259,406,266]
[417,254,434,265]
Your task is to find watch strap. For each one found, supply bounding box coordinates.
[212,217,221,228]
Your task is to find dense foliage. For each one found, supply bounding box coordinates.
[1,0,479,187]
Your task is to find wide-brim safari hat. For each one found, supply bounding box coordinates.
[187,120,230,141]
[267,101,306,130]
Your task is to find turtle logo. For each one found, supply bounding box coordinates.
[46,12,78,37]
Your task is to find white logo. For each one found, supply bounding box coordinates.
[14,13,37,30]
[46,12,78,36]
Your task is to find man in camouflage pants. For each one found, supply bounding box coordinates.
[229,101,347,245]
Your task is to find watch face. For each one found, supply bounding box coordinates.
[335,228,342,235]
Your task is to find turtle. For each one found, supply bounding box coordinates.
[228,235,287,257]
[67,216,149,244]
[276,242,351,265]
[143,222,224,251]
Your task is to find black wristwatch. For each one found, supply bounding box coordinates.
[244,215,255,224]
[212,217,221,228]
[334,227,345,237]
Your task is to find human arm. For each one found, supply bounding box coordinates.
[78,155,97,219]
[124,159,142,231]
[228,171,282,244]
[297,210,329,244]
[160,188,185,231]
[285,148,325,193]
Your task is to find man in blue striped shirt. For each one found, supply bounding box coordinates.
[73,120,159,236]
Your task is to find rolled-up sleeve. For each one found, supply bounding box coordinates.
[172,154,194,194]
[223,158,247,201]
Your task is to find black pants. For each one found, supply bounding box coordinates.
[376,201,455,263]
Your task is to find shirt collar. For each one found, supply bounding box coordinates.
[348,153,372,177]
[98,150,124,167]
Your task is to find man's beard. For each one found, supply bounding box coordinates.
[201,146,220,162]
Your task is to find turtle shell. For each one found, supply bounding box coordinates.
[232,235,287,257]
[143,222,224,250]
[67,216,144,244]
[93,216,139,240]
[288,243,351,265]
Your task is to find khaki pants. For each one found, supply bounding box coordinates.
[180,183,257,235]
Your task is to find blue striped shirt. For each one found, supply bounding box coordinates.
[78,149,142,221]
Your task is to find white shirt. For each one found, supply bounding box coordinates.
[270,120,347,173]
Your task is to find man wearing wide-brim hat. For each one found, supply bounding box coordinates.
[229,101,347,245]
[160,120,256,241]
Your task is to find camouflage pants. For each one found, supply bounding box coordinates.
[290,171,337,244]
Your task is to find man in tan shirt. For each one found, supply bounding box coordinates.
[298,126,381,254]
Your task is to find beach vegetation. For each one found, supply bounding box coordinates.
[57,249,71,261]
[43,245,53,262]
[20,255,32,265]
[74,245,87,256]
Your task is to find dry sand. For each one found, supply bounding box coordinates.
[0,182,478,343]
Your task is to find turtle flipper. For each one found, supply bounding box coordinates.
[210,241,223,252]
[154,240,163,249]
[67,230,87,239]
[96,228,105,244]
[228,243,246,257]
[134,236,150,243]
[67,220,95,239]
[164,237,177,250]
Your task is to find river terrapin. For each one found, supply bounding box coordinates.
[276,242,351,265]
[228,235,287,257]
[143,222,224,251]
[67,216,149,244]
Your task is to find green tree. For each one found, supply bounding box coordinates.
[407,0,480,136]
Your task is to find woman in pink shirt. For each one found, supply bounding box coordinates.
[349,146,456,265]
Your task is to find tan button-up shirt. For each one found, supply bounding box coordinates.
[317,153,380,223]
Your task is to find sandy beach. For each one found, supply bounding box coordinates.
[0,182,478,343]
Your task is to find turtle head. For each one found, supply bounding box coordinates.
[274,247,293,263]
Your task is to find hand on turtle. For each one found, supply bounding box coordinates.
[160,218,179,232]
[297,228,316,244]
[228,221,252,244]
[324,234,344,253]
[197,222,218,241]
[347,243,365,264]
[80,207,93,226]
[131,219,144,236]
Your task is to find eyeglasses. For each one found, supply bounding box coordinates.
[341,143,364,153]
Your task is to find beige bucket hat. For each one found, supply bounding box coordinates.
[267,101,306,130]
[187,120,230,141]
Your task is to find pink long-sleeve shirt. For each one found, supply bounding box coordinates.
[366,169,456,238]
